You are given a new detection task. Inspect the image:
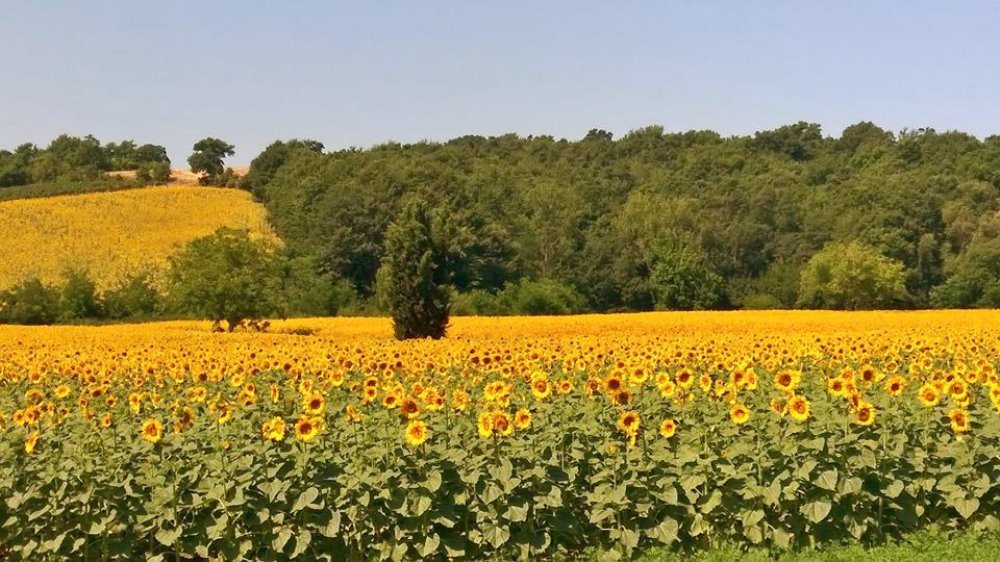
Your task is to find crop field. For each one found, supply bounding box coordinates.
[0,186,274,290]
[2,310,1000,560]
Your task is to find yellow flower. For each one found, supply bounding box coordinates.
[24,431,39,454]
[294,416,322,442]
[884,375,906,397]
[854,402,876,426]
[303,392,326,416]
[918,383,941,407]
[770,397,787,417]
[514,408,532,429]
[400,396,421,420]
[477,412,493,438]
[774,370,799,392]
[729,403,750,425]
[405,420,428,447]
[618,410,640,436]
[787,394,810,422]
[263,416,287,442]
[54,384,71,399]
[531,378,552,400]
[659,418,677,439]
[141,419,163,444]
[949,409,970,433]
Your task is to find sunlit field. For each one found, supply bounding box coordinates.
[0,186,273,290]
[2,310,1000,560]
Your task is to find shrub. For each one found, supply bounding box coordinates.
[0,277,60,325]
[102,270,162,320]
[58,269,102,321]
[798,241,911,309]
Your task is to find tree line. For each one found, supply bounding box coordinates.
[0,134,172,186]
[247,122,1000,312]
[3,122,1000,324]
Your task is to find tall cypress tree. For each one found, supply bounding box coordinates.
[378,198,450,339]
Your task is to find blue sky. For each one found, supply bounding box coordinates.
[1,1,999,165]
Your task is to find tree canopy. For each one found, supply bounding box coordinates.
[248,123,1000,312]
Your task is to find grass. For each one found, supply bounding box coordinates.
[626,530,1000,561]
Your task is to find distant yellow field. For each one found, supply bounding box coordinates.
[0,186,275,290]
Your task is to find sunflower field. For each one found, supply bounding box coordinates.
[1,311,1000,561]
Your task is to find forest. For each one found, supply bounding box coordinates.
[246,122,1000,312]
[3,121,1000,316]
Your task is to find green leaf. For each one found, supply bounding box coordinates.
[952,497,980,519]
[320,511,342,538]
[273,527,292,552]
[290,529,312,559]
[815,468,838,491]
[292,486,320,512]
[423,470,443,493]
[418,533,440,557]
[884,480,904,499]
[155,526,182,547]
[647,517,679,544]
[802,500,832,523]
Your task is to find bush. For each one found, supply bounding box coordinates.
[0,277,60,325]
[58,269,102,321]
[102,270,162,320]
[504,279,586,315]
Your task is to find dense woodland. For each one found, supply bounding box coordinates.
[248,122,1000,312]
[3,122,1000,318]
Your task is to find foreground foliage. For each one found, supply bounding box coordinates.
[1,311,999,560]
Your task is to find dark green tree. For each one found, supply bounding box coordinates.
[168,228,285,330]
[188,137,235,185]
[377,199,450,339]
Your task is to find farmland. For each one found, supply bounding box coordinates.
[0,186,273,290]
[2,310,1000,560]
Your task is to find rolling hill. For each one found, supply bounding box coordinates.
[0,185,275,289]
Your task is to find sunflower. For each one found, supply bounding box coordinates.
[477,412,493,438]
[405,420,428,447]
[854,402,876,426]
[54,384,71,399]
[729,403,751,425]
[603,374,624,394]
[217,404,233,425]
[340,403,360,423]
[24,432,39,454]
[787,394,811,422]
[618,410,640,436]
[659,418,677,439]
[493,411,513,437]
[676,368,694,389]
[827,378,848,398]
[884,375,906,397]
[513,408,532,429]
[556,379,573,395]
[400,397,421,420]
[100,413,113,429]
[770,397,787,417]
[659,379,677,399]
[949,409,970,433]
[531,379,551,400]
[141,419,163,444]
[294,416,322,442]
[774,370,800,393]
[262,417,287,441]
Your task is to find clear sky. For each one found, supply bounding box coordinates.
[1,1,999,165]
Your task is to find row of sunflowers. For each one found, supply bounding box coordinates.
[1,311,999,560]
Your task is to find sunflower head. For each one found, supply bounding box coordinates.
[405,420,429,447]
[729,403,751,425]
[141,418,163,444]
[659,418,677,439]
